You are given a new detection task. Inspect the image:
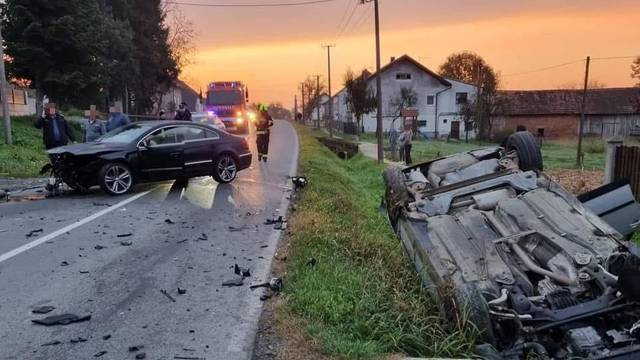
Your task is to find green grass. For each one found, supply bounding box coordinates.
[285,124,476,358]
[360,133,606,171]
[0,116,81,178]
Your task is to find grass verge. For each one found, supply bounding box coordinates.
[283,124,476,358]
[0,115,81,178]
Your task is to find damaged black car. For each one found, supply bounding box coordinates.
[43,121,252,195]
[383,131,640,359]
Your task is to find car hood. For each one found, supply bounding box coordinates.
[47,142,128,156]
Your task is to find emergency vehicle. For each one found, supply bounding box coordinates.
[205,81,250,134]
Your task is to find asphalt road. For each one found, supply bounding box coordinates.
[0,120,298,360]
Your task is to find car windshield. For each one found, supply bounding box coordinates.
[97,123,154,144]
[206,90,243,106]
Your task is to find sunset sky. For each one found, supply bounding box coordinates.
[179,0,640,107]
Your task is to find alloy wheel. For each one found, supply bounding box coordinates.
[104,165,132,194]
[217,156,237,182]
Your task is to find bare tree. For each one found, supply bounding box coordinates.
[632,57,640,111]
[344,69,376,135]
[163,2,196,73]
[301,75,326,124]
[556,79,607,89]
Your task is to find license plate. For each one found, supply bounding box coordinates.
[226,126,237,131]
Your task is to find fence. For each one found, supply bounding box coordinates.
[610,142,640,200]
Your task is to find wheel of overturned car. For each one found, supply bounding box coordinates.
[506,131,543,171]
[383,166,410,230]
[438,282,496,345]
[212,154,237,184]
[99,163,134,195]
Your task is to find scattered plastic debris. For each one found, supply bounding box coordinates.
[117,233,132,238]
[42,340,61,346]
[102,334,111,340]
[129,345,144,352]
[32,313,91,326]
[94,350,108,357]
[94,245,106,250]
[307,258,317,267]
[177,239,188,244]
[136,353,147,359]
[178,287,187,295]
[93,202,111,207]
[61,261,69,266]
[120,241,133,246]
[250,278,283,292]
[32,306,55,314]
[228,226,250,233]
[70,337,87,343]
[291,176,308,191]
[160,289,176,303]
[165,219,175,224]
[196,233,208,241]
[234,264,251,278]
[26,229,43,238]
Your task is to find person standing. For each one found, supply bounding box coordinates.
[106,104,130,131]
[255,104,274,162]
[174,102,192,121]
[35,103,75,149]
[81,105,105,142]
[389,121,399,162]
[398,124,413,165]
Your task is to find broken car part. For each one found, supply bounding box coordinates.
[32,313,91,326]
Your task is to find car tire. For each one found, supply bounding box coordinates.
[212,153,238,184]
[438,282,496,345]
[383,166,410,229]
[506,131,543,171]
[99,162,134,195]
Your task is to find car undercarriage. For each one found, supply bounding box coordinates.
[383,132,640,359]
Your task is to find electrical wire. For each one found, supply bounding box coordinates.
[167,0,337,7]
[503,59,585,77]
[335,1,359,38]
[333,0,356,38]
[348,5,373,34]
[592,55,640,61]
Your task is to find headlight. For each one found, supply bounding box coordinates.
[237,118,244,124]
[236,111,243,117]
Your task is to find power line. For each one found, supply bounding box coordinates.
[167,0,337,7]
[335,1,359,38]
[348,5,373,34]
[333,0,356,38]
[503,59,585,77]
[341,4,369,37]
[591,55,640,61]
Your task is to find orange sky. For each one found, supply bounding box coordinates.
[179,0,640,107]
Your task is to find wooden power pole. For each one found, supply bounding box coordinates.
[577,56,591,167]
[322,45,335,137]
[361,0,383,163]
[315,75,321,128]
[301,83,306,125]
[0,24,12,145]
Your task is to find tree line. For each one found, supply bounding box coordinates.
[1,0,193,115]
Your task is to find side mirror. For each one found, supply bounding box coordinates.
[138,140,149,149]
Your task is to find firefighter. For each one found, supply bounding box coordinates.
[255,103,274,162]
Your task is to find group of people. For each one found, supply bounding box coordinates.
[389,121,413,165]
[35,103,131,149]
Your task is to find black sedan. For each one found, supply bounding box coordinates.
[46,121,252,195]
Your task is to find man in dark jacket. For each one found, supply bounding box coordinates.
[174,102,192,121]
[35,103,75,149]
[255,104,274,162]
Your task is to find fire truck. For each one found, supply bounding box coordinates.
[205,81,250,134]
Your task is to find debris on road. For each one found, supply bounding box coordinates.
[102,334,111,340]
[32,306,55,314]
[32,313,91,326]
[94,350,108,357]
[291,176,308,191]
[260,245,268,248]
[222,277,244,287]
[306,258,317,267]
[70,337,87,343]
[60,261,69,266]
[165,219,175,224]
[177,287,187,295]
[94,245,106,250]
[79,270,90,274]
[128,345,144,352]
[196,233,208,241]
[250,278,283,292]
[234,264,251,278]
[92,202,111,207]
[177,239,188,244]
[228,226,250,233]
[41,340,61,346]
[120,241,133,246]
[117,233,132,238]
[160,289,177,303]
[174,356,204,360]
[136,353,147,359]
[265,216,287,230]
[26,229,43,238]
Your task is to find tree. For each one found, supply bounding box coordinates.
[439,51,499,140]
[268,102,292,120]
[164,2,196,73]
[632,57,640,86]
[389,86,418,117]
[343,69,376,135]
[1,0,112,112]
[556,79,607,89]
[300,75,326,124]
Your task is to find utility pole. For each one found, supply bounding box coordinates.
[322,44,336,137]
[0,24,12,145]
[301,83,306,125]
[474,63,483,142]
[577,56,590,167]
[361,0,383,163]
[294,95,298,122]
[315,75,321,128]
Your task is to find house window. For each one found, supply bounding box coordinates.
[443,119,448,124]
[537,128,545,137]
[455,92,468,104]
[426,95,435,105]
[396,73,412,80]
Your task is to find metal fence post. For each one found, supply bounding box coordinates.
[605,138,623,184]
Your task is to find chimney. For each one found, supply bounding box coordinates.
[390,56,396,63]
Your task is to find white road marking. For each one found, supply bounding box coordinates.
[0,190,152,264]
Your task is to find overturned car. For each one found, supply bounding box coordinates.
[383,132,640,359]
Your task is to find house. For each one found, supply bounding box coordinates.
[331,55,478,139]
[491,88,640,138]
[0,87,36,117]
[309,93,330,125]
[156,79,202,114]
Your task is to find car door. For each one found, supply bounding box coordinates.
[182,125,217,177]
[138,126,185,180]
